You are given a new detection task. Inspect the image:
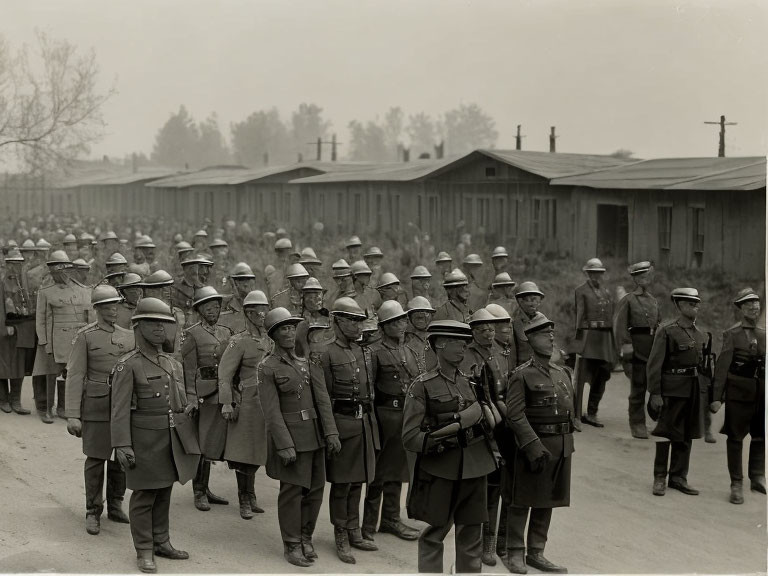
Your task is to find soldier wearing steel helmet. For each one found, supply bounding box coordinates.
[217,290,272,520]
[271,263,310,315]
[218,262,257,334]
[115,273,143,330]
[72,258,93,286]
[192,229,208,252]
[259,306,341,567]
[110,297,200,574]
[266,237,294,299]
[462,254,487,312]
[363,246,385,289]
[377,272,408,307]
[318,297,380,564]
[207,238,231,293]
[325,259,354,308]
[501,314,575,575]
[299,247,323,280]
[405,296,435,373]
[647,287,708,497]
[63,233,79,261]
[402,319,498,573]
[361,300,422,544]
[102,252,129,286]
[710,287,766,504]
[489,246,509,279]
[433,269,473,323]
[128,236,156,277]
[142,270,186,359]
[573,258,616,427]
[295,277,333,360]
[346,235,363,264]
[64,285,135,536]
[33,250,93,423]
[409,265,434,306]
[173,254,211,324]
[350,260,381,319]
[613,261,661,439]
[181,286,234,512]
[513,282,545,367]
[487,272,516,316]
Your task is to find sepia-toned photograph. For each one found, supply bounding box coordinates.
[0,1,765,574]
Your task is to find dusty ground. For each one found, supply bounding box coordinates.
[0,372,765,575]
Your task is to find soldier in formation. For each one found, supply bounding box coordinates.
[433,269,472,322]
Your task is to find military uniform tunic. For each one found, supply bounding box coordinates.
[512,309,539,367]
[181,321,234,459]
[573,282,616,361]
[217,329,272,466]
[1,274,32,378]
[270,288,303,315]
[65,321,135,459]
[172,278,198,324]
[432,299,472,323]
[218,297,246,334]
[115,301,136,330]
[405,327,430,373]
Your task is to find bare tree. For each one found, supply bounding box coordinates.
[0,31,115,172]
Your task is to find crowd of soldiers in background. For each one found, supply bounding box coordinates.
[0,217,763,575]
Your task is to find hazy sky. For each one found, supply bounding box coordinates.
[4,0,767,160]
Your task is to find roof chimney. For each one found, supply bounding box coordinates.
[549,127,557,153]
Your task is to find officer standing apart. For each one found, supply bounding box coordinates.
[710,288,766,504]
[613,261,661,439]
[318,297,380,564]
[65,285,134,535]
[647,288,708,497]
[402,319,497,574]
[217,290,272,520]
[501,315,574,574]
[362,301,422,543]
[258,307,341,567]
[573,258,615,427]
[181,286,233,511]
[110,298,201,573]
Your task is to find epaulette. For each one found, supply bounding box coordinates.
[270,288,289,301]
[76,321,99,335]
[727,322,742,332]
[186,321,202,331]
[112,349,140,374]
[510,359,533,377]
[70,278,89,288]
[659,318,678,330]
[415,367,440,383]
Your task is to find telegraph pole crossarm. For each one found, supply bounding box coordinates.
[704,115,737,157]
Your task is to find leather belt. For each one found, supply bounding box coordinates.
[283,408,317,423]
[333,399,372,418]
[730,362,762,378]
[86,375,109,383]
[527,396,556,407]
[532,422,573,435]
[629,327,655,335]
[375,390,405,410]
[197,365,218,380]
[664,367,698,376]
[582,321,609,330]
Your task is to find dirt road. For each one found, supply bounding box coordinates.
[0,372,764,574]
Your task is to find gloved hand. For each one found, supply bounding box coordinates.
[709,400,722,414]
[479,403,498,430]
[523,440,551,474]
[221,404,234,421]
[326,434,342,455]
[66,418,82,438]
[184,403,198,418]
[6,326,14,337]
[430,421,461,438]
[649,394,664,412]
[457,402,483,429]
[278,447,297,466]
[115,446,136,471]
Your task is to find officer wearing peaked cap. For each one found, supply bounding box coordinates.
[318,297,381,564]
[487,272,516,316]
[218,262,257,334]
[613,261,661,439]
[110,298,200,573]
[513,282,545,367]
[402,320,497,573]
[271,263,309,315]
[259,307,341,566]
[573,258,616,427]
[181,286,233,511]
[647,288,708,497]
[115,273,143,330]
[64,285,135,536]
[362,301,422,544]
[433,269,473,323]
[710,288,766,504]
[501,315,575,574]
[217,290,272,520]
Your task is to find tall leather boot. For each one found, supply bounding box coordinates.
[56,375,66,419]
[32,375,48,417]
[204,460,229,505]
[44,375,56,423]
[246,471,264,513]
[193,459,211,511]
[236,471,253,520]
[106,460,130,523]
[0,380,11,413]
[334,525,356,564]
[84,457,105,535]
[749,440,766,493]
[481,522,497,566]
[9,379,30,414]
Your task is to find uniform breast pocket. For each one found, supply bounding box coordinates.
[275,374,296,394]
[331,361,355,381]
[85,381,110,398]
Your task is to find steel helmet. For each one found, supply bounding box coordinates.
[345,235,362,248]
[99,231,118,242]
[410,266,432,279]
[582,258,606,272]
[105,252,128,267]
[132,297,176,322]
[118,273,143,289]
[363,246,384,258]
[135,236,155,249]
[299,247,321,265]
[468,308,497,326]
[491,246,509,259]
[181,254,213,267]
[285,263,310,279]
[523,314,555,335]
[406,296,436,314]
[265,307,303,336]
[20,239,36,251]
[208,238,228,249]
[274,238,293,250]
[491,272,516,287]
[332,259,351,278]
[36,239,52,250]
[377,300,407,324]
[193,229,208,238]
[47,250,72,266]
[435,251,452,263]
[141,270,174,287]
[63,234,77,244]
[377,272,400,289]
[91,285,123,306]
[515,281,545,298]
[331,297,366,320]
[443,269,469,287]
[72,258,91,270]
[176,241,194,254]
[485,303,512,321]
[350,260,372,276]
[243,290,269,307]
[302,277,324,292]
[4,249,24,262]
[463,254,483,266]
[230,262,256,279]
[192,286,223,308]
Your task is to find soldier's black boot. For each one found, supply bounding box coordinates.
[136,549,156,573]
[730,481,744,504]
[246,471,264,513]
[202,460,229,505]
[56,375,66,419]
[9,379,30,414]
[301,537,317,561]
[349,527,378,551]
[749,440,766,493]
[379,517,420,541]
[85,512,101,535]
[235,471,253,520]
[652,442,670,496]
[334,526,356,564]
[503,549,527,574]
[154,540,189,560]
[106,460,130,523]
[0,380,13,413]
[526,549,567,573]
[704,409,716,443]
[283,542,312,568]
[44,376,56,423]
[193,460,210,511]
[32,376,49,422]
[482,522,497,566]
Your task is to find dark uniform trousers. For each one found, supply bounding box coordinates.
[85,457,126,517]
[363,481,402,531]
[278,450,325,543]
[330,482,364,531]
[713,322,766,484]
[506,506,552,552]
[130,486,173,550]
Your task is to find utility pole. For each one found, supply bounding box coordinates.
[515,125,525,150]
[704,115,737,157]
[549,126,558,153]
[306,134,342,161]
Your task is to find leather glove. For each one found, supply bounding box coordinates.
[430,421,461,439]
[649,394,664,412]
[326,434,342,455]
[457,402,483,429]
[277,447,297,466]
[523,440,552,474]
[479,403,497,430]
[709,400,722,414]
[221,404,233,421]
[184,403,198,418]
[115,446,136,471]
[66,418,82,438]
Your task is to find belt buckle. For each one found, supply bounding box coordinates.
[355,404,363,419]
[169,413,175,428]
[300,409,310,421]
[392,399,399,408]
